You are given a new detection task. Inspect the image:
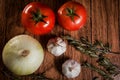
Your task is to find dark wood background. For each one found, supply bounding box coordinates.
[0,0,120,80]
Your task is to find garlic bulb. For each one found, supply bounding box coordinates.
[62,59,81,78]
[47,37,67,56]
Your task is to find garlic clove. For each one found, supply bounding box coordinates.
[62,59,81,78]
[47,37,67,56]
[51,46,66,56]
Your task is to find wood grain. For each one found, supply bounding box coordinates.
[91,0,119,80]
[0,0,120,80]
[0,0,6,80]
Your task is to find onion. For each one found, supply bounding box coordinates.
[2,35,44,76]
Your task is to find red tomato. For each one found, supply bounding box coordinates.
[21,2,55,35]
[57,1,87,31]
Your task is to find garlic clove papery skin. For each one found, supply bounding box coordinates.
[62,59,81,78]
[47,37,67,56]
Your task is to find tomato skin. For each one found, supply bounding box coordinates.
[21,2,55,35]
[57,1,87,31]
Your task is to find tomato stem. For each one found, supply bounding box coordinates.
[66,8,79,22]
[31,10,47,24]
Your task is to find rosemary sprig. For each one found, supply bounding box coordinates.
[62,35,120,78]
[97,55,120,76]
[82,61,113,80]
[62,35,113,57]
[62,35,98,58]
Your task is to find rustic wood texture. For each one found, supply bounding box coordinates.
[0,0,120,80]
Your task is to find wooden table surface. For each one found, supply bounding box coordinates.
[0,0,120,80]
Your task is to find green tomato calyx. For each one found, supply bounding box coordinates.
[31,10,47,24]
[66,8,79,22]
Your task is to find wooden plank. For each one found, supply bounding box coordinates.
[76,0,92,80]
[92,0,120,80]
[0,0,6,80]
[91,0,108,79]
[4,0,32,41]
[2,0,34,80]
[104,0,120,70]
[118,5,120,80]
[114,0,120,79]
